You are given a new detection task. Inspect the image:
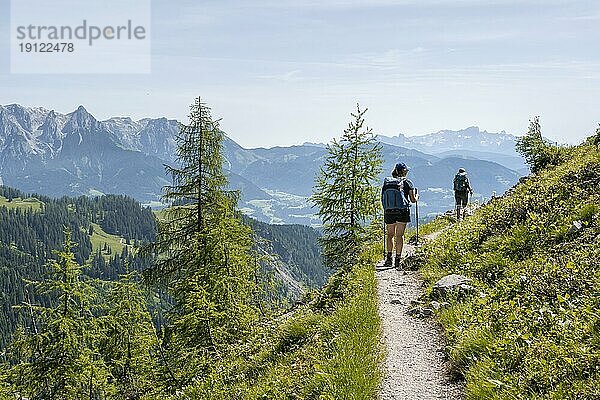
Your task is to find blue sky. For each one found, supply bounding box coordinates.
[1,0,599,147]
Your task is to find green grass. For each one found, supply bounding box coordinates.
[315,250,383,399]
[416,214,455,237]
[0,196,44,212]
[414,143,600,399]
[88,223,130,260]
[168,244,384,399]
[152,208,167,220]
[0,194,133,260]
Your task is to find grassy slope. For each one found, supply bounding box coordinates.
[88,222,130,260]
[416,143,600,399]
[0,196,44,212]
[0,197,128,261]
[170,244,384,400]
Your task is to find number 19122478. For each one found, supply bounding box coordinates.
[19,42,74,52]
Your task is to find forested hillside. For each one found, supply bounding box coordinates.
[0,186,327,351]
[245,217,327,291]
[413,124,600,399]
[0,187,156,347]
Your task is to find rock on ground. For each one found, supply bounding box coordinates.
[431,274,473,299]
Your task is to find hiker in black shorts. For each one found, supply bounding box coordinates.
[453,167,473,221]
[381,162,418,268]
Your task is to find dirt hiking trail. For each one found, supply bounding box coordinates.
[376,233,464,400]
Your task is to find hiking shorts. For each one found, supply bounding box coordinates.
[384,208,410,224]
[455,191,469,207]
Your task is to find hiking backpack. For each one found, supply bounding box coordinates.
[454,173,469,192]
[382,177,410,211]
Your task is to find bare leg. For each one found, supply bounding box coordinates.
[386,224,395,255]
[394,222,407,257]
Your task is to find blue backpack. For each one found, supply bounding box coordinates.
[382,177,410,211]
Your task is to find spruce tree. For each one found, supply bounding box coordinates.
[311,104,383,270]
[5,230,113,399]
[143,97,257,383]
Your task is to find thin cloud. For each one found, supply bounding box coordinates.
[258,69,306,82]
[344,48,430,70]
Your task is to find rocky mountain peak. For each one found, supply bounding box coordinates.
[37,109,65,156]
[63,105,99,134]
[4,104,33,131]
[378,126,518,156]
[70,105,95,121]
[144,117,174,130]
[137,117,179,161]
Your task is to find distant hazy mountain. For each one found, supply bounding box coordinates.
[0,104,523,224]
[433,149,527,174]
[377,126,519,156]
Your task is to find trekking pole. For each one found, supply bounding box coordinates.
[415,188,419,246]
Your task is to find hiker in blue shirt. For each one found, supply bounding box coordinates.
[453,167,473,221]
[381,162,418,269]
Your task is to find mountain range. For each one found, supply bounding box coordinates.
[377,127,518,155]
[0,104,524,224]
[377,127,527,173]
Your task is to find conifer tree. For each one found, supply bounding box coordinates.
[312,105,383,270]
[5,230,113,399]
[143,97,258,383]
[97,270,158,399]
[145,97,233,280]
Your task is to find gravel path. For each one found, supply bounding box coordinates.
[376,239,464,400]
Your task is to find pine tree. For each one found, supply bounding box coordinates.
[143,97,258,384]
[5,230,113,399]
[311,104,383,270]
[97,270,158,399]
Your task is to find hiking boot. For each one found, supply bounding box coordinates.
[394,255,402,270]
[383,254,393,268]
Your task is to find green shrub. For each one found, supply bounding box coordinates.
[516,116,567,174]
[275,313,321,354]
